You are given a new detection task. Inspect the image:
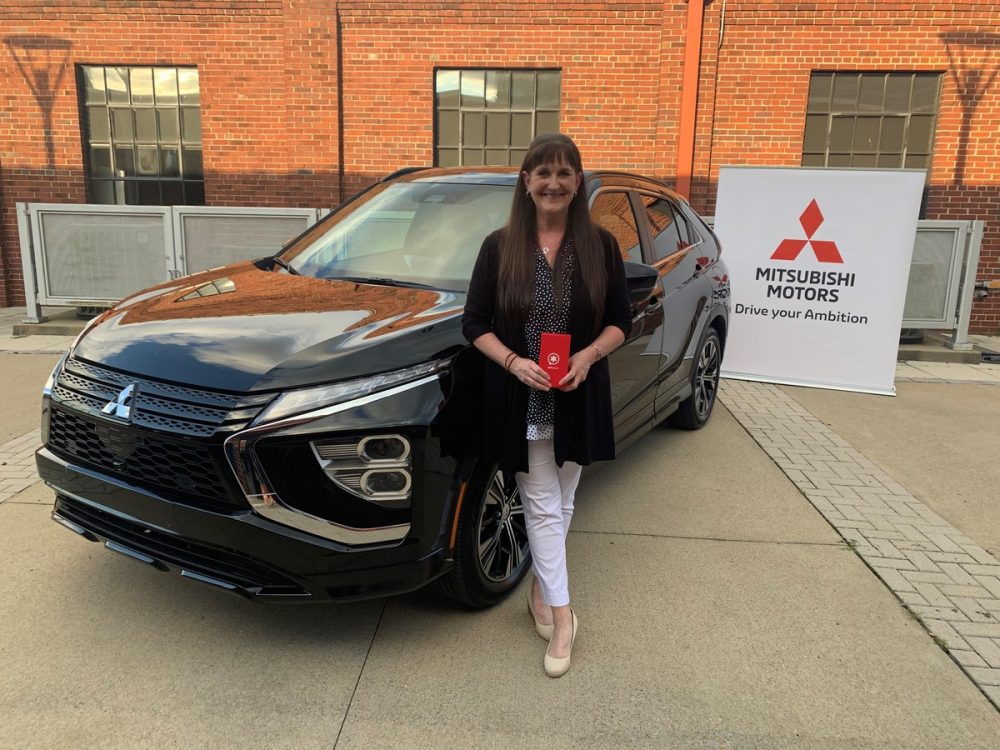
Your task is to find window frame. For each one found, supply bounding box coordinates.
[631,190,703,275]
[433,67,561,168]
[587,188,645,264]
[801,71,942,173]
[636,192,703,262]
[77,63,204,206]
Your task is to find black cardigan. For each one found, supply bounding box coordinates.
[462,228,632,475]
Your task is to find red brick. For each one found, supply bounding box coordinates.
[0,0,997,332]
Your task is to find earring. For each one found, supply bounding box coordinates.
[526,190,531,197]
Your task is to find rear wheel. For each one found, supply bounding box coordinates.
[668,327,722,430]
[434,461,532,608]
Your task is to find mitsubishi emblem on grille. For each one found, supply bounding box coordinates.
[101,383,137,421]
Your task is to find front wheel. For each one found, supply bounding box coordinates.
[434,461,532,608]
[668,327,722,430]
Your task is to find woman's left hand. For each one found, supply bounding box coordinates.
[558,349,597,391]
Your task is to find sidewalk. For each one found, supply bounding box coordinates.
[0,306,78,352]
[1,319,1000,746]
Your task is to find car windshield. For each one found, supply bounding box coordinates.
[283,181,513,291]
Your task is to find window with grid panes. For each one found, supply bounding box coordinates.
[802,72,941,171]
[80,66,204,205]
[434,69,560,167]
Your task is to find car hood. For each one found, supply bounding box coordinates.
[74,262,468,393]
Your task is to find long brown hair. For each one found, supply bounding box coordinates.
[498,133,607,330]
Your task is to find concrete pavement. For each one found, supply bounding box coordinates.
[1,347,1000,747]
[784,381,1000,557]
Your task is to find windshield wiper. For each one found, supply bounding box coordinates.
[328,276,442,290]
[271,257,300,275]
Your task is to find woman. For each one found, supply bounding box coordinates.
[462,133,631,677]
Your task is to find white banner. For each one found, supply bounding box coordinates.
[715,167,925,395]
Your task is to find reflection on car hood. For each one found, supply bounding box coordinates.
[74,262,468,393]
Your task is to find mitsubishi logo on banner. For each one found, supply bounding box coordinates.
[770,199,844,264]
[713,166,925,395]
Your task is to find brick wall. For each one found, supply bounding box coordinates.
[0,0,341,309]
[692,2,1000,332]
[336,1,680,194]
[1,0,997,331]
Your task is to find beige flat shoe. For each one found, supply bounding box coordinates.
[543,608,578,678]
[527,584,553,642]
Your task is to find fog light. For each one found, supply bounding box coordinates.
[359,435,409,462]
[361,469,411,496]
[310,435,414,505]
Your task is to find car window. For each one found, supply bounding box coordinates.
[284,182,512,290]
[671,202,702,246]
[641,195,690,261]
[589,191,641,261]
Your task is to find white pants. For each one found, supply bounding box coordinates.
[515,438,583,607]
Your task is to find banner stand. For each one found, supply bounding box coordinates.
[714,166,926,395]
[721,372,894,397]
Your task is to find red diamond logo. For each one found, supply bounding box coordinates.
[799,199,824,238]
[770,199,843,263]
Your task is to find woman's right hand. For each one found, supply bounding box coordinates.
[510,357,551,391]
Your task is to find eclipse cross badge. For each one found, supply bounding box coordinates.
[547,353,560,366]
[101,383,137,422]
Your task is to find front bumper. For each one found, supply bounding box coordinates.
[37,447,453,602]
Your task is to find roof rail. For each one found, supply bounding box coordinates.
[380,166,429,183]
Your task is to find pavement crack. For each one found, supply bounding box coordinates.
[332,597,387,749]
[569,528,842,547]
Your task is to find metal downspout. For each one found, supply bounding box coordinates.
[676,0,707,200]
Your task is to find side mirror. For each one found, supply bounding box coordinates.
[624,261,659,306]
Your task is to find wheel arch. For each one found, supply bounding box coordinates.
[709,311,728,352]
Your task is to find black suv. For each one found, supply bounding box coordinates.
[37,168,730,607]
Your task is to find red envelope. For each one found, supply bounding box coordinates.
[539,332,571,385]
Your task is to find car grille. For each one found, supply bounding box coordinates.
[46,357,278,510]
[47,406,242,510]
[55,495,309,598]
[52,357,273,438]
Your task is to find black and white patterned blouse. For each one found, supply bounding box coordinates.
[525,236,575,440]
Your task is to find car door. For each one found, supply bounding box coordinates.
[588,189,662,442]
[632,192,714,414]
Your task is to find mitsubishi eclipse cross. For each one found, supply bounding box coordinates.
[37,167,730,607]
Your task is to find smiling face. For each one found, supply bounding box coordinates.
[523,159,583,222]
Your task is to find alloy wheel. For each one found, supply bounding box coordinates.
[476,469,529,583]
[694,336,720,419]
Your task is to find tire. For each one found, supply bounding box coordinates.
[434,461,532,608]
[668,327,722,430]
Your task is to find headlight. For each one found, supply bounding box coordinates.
[252,360,447,425]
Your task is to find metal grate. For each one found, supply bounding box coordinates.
[180,213,310,274]
[903,228,959,323]
[53,357,272,437]
[47,406,240,511]
[39,211,168,300]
